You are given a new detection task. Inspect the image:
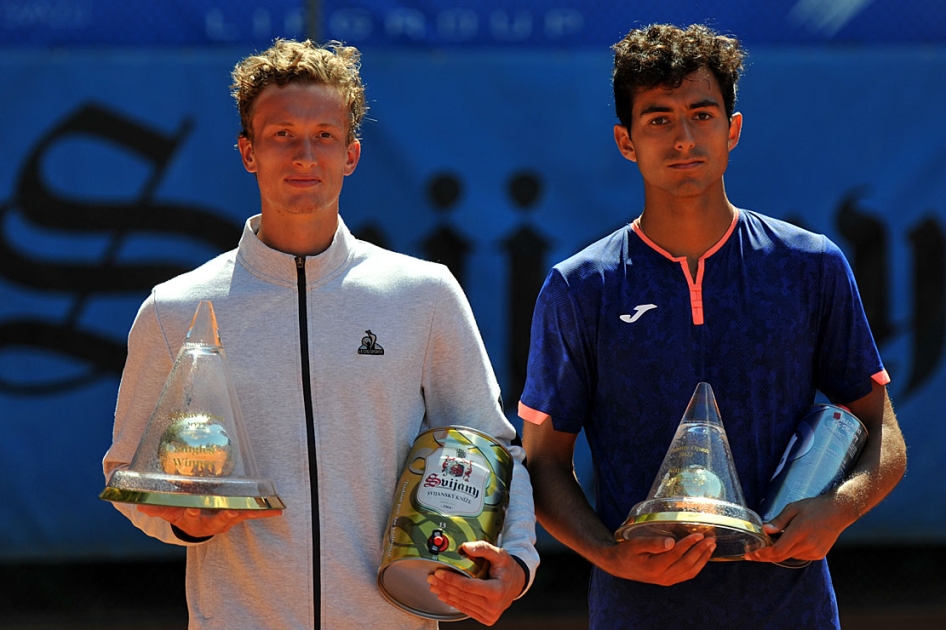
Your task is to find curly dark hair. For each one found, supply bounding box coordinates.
[612,24,745,130]
[230,39,367,144]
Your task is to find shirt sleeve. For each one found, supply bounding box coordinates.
[815,236,888,403]
[519,268,593,434]
[421,269,539,593]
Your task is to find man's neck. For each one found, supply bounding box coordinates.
[257,209,339,258]
[637,192,735,279]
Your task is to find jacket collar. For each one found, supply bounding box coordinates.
[236,214,356,288]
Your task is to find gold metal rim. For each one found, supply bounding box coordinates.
[99,487,285,510]
[617,510,766,536]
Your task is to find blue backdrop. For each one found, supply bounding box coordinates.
[1,0,945,560]
[4,0,943,47]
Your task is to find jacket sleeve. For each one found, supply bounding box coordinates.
[421,269,540,594]
[101,294,207,547]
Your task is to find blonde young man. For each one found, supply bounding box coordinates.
[104,39,538,629]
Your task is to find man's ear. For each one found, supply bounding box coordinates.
[237,135,257,173]
[344,139,361,176]
[614,125,637,163]
[728,112,743,151]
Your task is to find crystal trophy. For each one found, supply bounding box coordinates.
[100,300,284,510]
[615,382,770,560]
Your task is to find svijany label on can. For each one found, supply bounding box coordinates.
[416,447,489,516]
[378,426,513,621]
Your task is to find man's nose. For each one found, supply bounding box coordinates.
[675,120,696,151]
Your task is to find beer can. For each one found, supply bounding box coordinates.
[377,426,513,620]
[760,404,868,524]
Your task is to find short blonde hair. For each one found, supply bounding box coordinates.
[231,39,367,144]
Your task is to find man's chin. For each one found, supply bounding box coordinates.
[281,203,330,216]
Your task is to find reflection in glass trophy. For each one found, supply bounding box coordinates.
[615,382,770,560]
[100,300,285,510]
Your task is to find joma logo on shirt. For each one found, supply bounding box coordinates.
[620,304,657,323]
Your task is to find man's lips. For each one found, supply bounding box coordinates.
[668,159,704,169]
[285,176,321,187]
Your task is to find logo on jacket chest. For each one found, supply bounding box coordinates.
[358,329,385,355]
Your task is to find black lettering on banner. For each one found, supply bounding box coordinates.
[421,172,471,286]
[837,189,946,398]
[0,103,241,395]
[907,217,945,394]
[502,171,550,410]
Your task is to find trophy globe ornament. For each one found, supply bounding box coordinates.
[100,300,285,510]
[615,382,770,560]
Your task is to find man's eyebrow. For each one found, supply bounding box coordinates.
[259,119,344,129]
[638,104,672,117]
[689,98,721,110]
[638,98,721,117]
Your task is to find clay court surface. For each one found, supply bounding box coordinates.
[2,545,944,629]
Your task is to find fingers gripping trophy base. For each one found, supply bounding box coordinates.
[615,497,771,561]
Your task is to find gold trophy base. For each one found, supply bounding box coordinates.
[100,486,285,510]
[615,498,771,561]
[100,469,285,510]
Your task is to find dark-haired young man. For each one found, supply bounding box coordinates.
[520,23,905,629]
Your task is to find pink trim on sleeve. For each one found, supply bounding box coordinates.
[518,401,550,425]
[872,369,891,386]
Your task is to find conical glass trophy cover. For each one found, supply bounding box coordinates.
[101,300,284,510]
[615,382,769,560]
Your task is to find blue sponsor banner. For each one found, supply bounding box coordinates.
[0,0,306,47]
[323,0,946,47]
[3,0,945,48]
[1,44,944,559]
[0,48,256,559]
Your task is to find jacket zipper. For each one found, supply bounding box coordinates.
[296,256,320,627]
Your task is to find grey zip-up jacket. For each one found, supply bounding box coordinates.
[103,215,539,629]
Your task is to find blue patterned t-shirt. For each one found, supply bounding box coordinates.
[520,209,886,630]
